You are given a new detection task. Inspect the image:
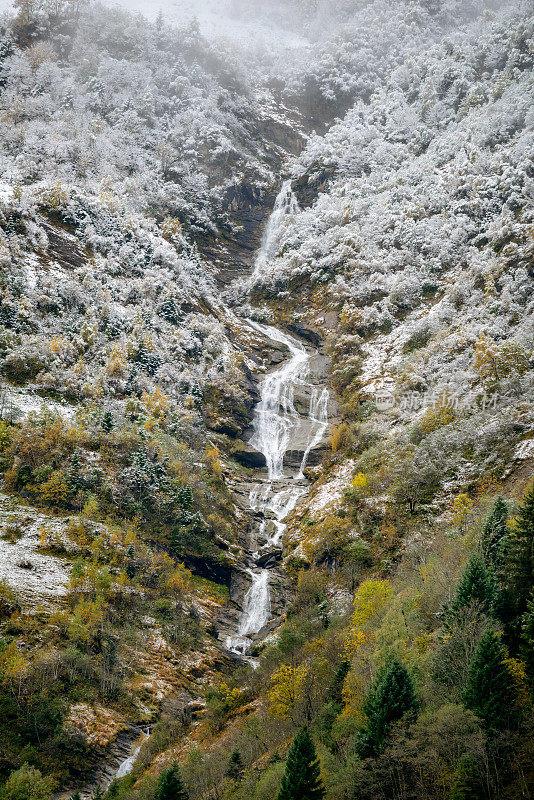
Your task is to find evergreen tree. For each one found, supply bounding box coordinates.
[357,658,419,758]
[226,749,244,781]
[158,294,180,325]
[482,497,508,568]
[452,553,496,615]
[520,594,534,683]
[155,763,189,800]
[316,659,350,745]
[503,486,534,622]
[191,382,203,411]
[69,793,82,800]
[68,450,83,493]
[449,755,484,800]
[277,726,325,800]
[462,630,516,729]
[329,659,350,709]
[102,411,114,433]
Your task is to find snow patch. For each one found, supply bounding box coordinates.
[0,494,72,608]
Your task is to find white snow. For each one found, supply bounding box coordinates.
[0,494,72,609]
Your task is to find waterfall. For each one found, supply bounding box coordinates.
[297,387,330,479]
[226,569,271,654]
[227,320,330,656]
[252,180,299,279]
[248,321,309,480]
[225,181,329,657]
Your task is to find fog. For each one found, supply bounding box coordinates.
[0,1,311,48]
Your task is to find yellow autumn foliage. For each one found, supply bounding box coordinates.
[343,579,393,718]
[268,663,308,719]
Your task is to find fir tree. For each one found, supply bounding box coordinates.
[329,659,350,709]
[226,749,244,781]
[277,726,325,800]
[155,763,189,800]
[482,497,508,568]
[102,411,114,433]
[462,630,516,729]
[504,486,534,620]
[316,659,350,745]
[449,755,484,800]
[68,450,83,493]
[69,793,82,800]
[158,294,180,325]
[452,553,496,615]
[357,658,419,758]
[520,593,534,683]
[190,382,203,411]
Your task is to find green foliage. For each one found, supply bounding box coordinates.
[481,497,508,568]
[0,763,56,800]
[449,756,485,800]
[315,660,350,745]
[226,749,244,782]
[101,411,114,433]
[452,553,496,616]
[155,763,189,800]
[502,487,534,628]
[520,595,534,683]
[357,658,419,758]
[277,726,325,800]
[462,630,516,729]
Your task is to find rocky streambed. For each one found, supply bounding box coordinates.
[219,320,336,656]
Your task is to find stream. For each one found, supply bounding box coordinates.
[111,181,329,782]
[226,182,330,655]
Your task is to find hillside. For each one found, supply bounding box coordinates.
[0,1,533,799]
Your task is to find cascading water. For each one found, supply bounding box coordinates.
[227,321,330,655]
[252,180,299,280]
[226,180,329,656]
[297,387,330,479]
[248,321,309,480]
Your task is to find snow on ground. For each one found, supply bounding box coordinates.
[307,460,355,516]
[1,386,77,422]
[0,181,13,202]
[0,494,72,609]
[513,438,534,461]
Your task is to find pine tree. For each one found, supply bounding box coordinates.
[226,749,244,781]
[277,726,325,800]
[452,553,496,615]
[328,659,350,709]
[449,755,484,800]
[155,763,189,800]
[357,658,418,758]
[102,411,114,433]
[68,450,83,493]
[482,497,508,568]
[316,659,350,745]
[520,594,534,683]
[505,486,534,619]
[69,793,82,800]
[462,630,516,729]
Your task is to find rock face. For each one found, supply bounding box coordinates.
[233,445,267,469]
[217,324,336,653]
[199,184,278,285]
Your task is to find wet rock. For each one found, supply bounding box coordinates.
[233,445,267,469]
[256,547,283,568]
[286,323,323,347]
[292,165,337,209]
